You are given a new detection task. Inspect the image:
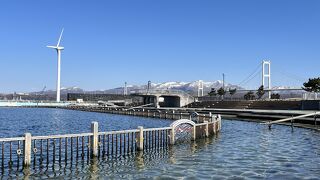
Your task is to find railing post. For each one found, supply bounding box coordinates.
[291,115,294,131]
[24,133,32,167]
[219,116,222,131]
[217,117,219,131]
[170,127,175,145]
[192,125,196,141]
[91,122,99,157]
[205,121,209,137]
[213,118,217,134]
[209,112,212,122]
[137,126,144,151]
[172,110,175,119]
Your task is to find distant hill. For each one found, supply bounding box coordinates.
[30,80,242,96]
[29,87,85,95]
[1,81,305,101]
[10,81,304,97]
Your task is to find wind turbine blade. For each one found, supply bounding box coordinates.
[56,28,64,47]
[47,45,57,49]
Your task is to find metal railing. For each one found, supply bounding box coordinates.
[263,111,320,129]
[65,106,216,123]
[0,118,221,174]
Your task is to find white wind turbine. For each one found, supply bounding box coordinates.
[47,29,64,102]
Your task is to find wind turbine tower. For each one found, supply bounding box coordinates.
[47,29,64,102]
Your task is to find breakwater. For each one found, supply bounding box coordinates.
[63,105,320,129]
[64,106,216,123]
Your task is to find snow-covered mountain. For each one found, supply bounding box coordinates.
[271,86,301,90]
[27,80,242,96]
[30,87,85,95]
[151,80,240,92]
[104,80,242,95]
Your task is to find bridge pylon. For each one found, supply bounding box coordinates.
[262,60,271,99]
[198,80,204,97]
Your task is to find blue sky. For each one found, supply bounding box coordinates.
[0,0,319,93]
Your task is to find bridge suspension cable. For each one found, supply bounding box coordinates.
[238,62,262,87]
[265,66,306,89]
[273,69,306,84]
[240,69,262,88]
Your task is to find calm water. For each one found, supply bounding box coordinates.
[1,108,320,179]
[0,108,172,138]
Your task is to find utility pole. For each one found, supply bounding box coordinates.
[222,73,225,100]
[222,73,225,90]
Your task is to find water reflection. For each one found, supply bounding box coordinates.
[8,139,214,179]
[1,128,319,179]
[87,158,99,180]
[135,151,145,169]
